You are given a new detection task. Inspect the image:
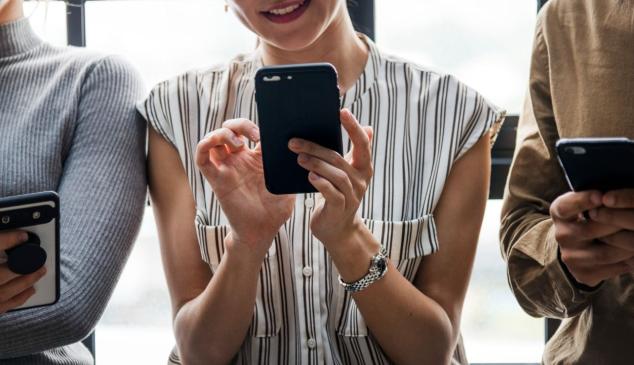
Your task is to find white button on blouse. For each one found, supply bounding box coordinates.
[302,266,313,277]
[304,197,314,208]
[307,338,317,349]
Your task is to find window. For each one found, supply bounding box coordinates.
[83,3,256,363]
[26,1,545,363]
[376,0,535,113]
[85,0,255,87]
[374,2,543,363]
[23,1,66,46]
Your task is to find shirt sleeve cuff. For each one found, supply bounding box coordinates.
[508,219,600,317]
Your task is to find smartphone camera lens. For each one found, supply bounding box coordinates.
[567,146,587,155]
[33,211,41,219]
[263,75,281,82]
[1,216,9,224]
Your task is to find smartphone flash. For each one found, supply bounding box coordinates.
[1,216,9,224]
[287,76,293,80]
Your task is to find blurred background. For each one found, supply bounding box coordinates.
[23,0,541,363]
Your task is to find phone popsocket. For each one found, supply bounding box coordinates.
[5,223,49,275]
[0,192,60,311]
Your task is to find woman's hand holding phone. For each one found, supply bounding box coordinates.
[195,118,295,260]
[0,231,47,314]
[289,109,374,252]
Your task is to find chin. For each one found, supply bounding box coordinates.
[264,30,323,52]
[252,0,337,53]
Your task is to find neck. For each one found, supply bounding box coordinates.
[0,0,23,25]
[260,5,368,93]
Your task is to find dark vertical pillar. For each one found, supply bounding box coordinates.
[66,0,86,47]
[347,0,375,41]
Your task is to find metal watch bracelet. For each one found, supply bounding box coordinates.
[338,247,389,293]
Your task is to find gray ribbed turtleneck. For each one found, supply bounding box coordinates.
[0,16,41,56]
[0,18,146,365]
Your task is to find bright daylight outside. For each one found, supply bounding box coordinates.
[23,1,540,363]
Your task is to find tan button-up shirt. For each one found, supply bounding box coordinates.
[501,0,634,364]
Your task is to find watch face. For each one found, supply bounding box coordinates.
[377,257,387,272]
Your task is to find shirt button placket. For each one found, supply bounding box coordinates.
[307,337,317,350]
[305,196,314,209]
[300,193,322,359]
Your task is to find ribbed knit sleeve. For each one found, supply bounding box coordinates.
[0,55,146,361]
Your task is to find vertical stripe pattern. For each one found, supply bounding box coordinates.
[139,35,504,365]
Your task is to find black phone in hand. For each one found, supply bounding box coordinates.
[556,138,634,192]
[255,63,343,195]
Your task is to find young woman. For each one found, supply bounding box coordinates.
[141,1,504,364]
[0,0,146,364]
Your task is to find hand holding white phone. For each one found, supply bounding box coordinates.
[0,231,48,314]
[0,192,60,313]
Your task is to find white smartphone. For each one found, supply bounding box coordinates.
[0,192,60,311]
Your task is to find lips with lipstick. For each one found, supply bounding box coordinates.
[261,0,311,24]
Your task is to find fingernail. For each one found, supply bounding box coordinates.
[38,267,47,277]
[309,172,320,180]
[298,154,309,163]
[20,232,29,242]
[231,135,244,146]
[589,209,598,220]
[289,139,302,149]
[592,192,603,206]
[251,128,260,142]
[604,194,615,207]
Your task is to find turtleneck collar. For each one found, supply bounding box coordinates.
[0,18,43,58]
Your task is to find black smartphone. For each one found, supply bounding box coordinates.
[556,138,634,192]
[0,192,60,311]
[255,63,343,194]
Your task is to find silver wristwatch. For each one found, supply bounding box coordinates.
[338,247,389,293]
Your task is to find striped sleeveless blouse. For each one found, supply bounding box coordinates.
[139,35,504,365]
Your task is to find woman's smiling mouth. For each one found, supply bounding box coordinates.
[261,0,311,24]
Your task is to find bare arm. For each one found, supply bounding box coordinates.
[148,122,291,365]
[342,133,488,364]
[292,108,490,364]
